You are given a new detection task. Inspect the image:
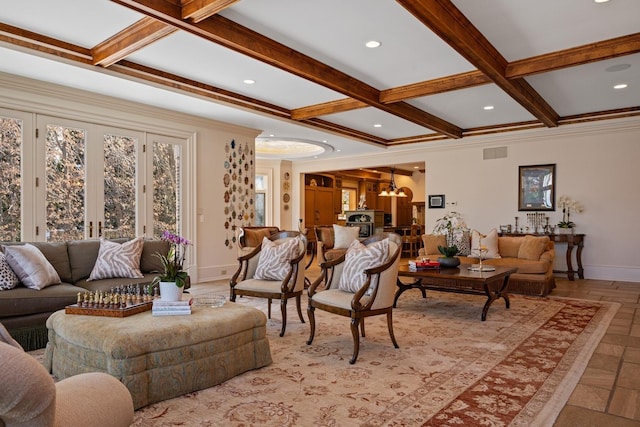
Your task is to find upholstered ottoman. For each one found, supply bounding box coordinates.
[43,302,272,409]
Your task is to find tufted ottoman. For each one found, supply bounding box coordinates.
[43,302,272,409]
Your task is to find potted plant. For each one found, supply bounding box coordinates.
[433,212,468,268]
[557,196,583,234]
[151,231,191,301]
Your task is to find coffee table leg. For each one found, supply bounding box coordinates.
[481,275,511,321]
[394,278,426,308]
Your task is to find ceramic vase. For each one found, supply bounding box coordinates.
[159,281,183,302]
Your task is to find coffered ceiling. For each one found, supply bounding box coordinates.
[0,0,638,159]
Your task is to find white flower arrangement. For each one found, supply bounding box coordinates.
[433,212,469,253]
[557,195,584,228]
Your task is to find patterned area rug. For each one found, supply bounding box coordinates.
[36,291,618,426]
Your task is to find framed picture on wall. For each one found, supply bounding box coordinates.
[428,194,445,209]
[518,164,556,211]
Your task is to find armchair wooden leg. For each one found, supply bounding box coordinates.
[350,318,361,364]
[296,295,305,323]
[306,306,316,345]
[267,298,272,319]
[360,318,365,338]
[279,299,287,337]
[387,310,399,349]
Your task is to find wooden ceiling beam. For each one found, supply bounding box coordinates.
[92,17,177,67]
[380,70,491,103]
[181,0,239,23]
[291,98,369,120]
[507,33,640,78]
[397,0,559,128]
[111,0,463,139]
[0,22,92,62]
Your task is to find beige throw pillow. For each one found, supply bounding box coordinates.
[3,244,61,290]
[333,224,360,249]
[469,229,501,259]
[88,237,144,281]
[338,238,389,293]
[254,236,300,281]
[422,234,447,255]
[518,235,550,260]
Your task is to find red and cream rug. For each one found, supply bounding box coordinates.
[43,290,619,426]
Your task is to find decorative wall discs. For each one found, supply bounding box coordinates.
[284,172,290,180]
[283,193,290,203]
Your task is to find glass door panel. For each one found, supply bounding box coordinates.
[45,123,86,241]
[0,115,23,241]
[103,133,137,239]
[152,137,183,238]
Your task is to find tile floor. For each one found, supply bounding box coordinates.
[191,263,640,426]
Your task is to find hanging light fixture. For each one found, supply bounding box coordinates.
[379,168,407,197]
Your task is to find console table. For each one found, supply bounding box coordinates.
[499,233,585,281]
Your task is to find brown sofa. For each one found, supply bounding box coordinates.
[0,238,178,350]
[419,234,556,296]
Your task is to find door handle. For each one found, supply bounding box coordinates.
[89,221,93,238]
[98,221,102,237]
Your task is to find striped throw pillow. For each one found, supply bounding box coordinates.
[254,236,300,281]
[338,238,389,293]
[88,237,144,281]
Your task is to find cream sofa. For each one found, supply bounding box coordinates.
[419,233,556,296]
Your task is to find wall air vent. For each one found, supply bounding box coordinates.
[483,146,508,160]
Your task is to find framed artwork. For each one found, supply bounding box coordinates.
[518,164,555,211]
[428,194,445,209]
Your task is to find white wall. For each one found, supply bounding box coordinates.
[290,117,640,282]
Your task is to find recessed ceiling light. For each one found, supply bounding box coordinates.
[373,123,382,128]
[243,79,255,84]
[365,40,381,48]
[594,0,609,3]
[413,166,419,169]
[483,105,494,110]
[614,83,628,89]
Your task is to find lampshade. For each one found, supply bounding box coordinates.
[379,168,407,197]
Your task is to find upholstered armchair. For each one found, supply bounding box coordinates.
[0,323,133,427]
[306,232,402,364]
[230,231,307,337]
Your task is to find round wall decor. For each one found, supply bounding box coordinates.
[283,193,290,203]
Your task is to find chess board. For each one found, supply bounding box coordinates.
[65,300,153,318]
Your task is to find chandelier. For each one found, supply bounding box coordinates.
[378,168,407,197]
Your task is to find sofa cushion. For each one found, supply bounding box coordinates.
[88,237,144,281]
[421,234,447,256]
[483,257,550,275]
[338,238,389,293]
[3,244,61,290]
[0,252,20,291]
[333,224,360,249]
[140,239,170,273]
[498,237,523,258]
[0,283,83,317]
[254,236,300,281]
[67,240,101,283]
[469,229,501,259]
[518,235,550,261]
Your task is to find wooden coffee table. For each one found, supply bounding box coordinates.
[395,264,517,321]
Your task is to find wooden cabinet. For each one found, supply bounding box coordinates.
[395,187,414,226]
[304,174,336,242]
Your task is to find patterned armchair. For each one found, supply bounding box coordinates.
[306,232,402,364]
[230,231,307,337]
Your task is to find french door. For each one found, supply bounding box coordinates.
[36,116,145,241]
[1,110,188,242]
